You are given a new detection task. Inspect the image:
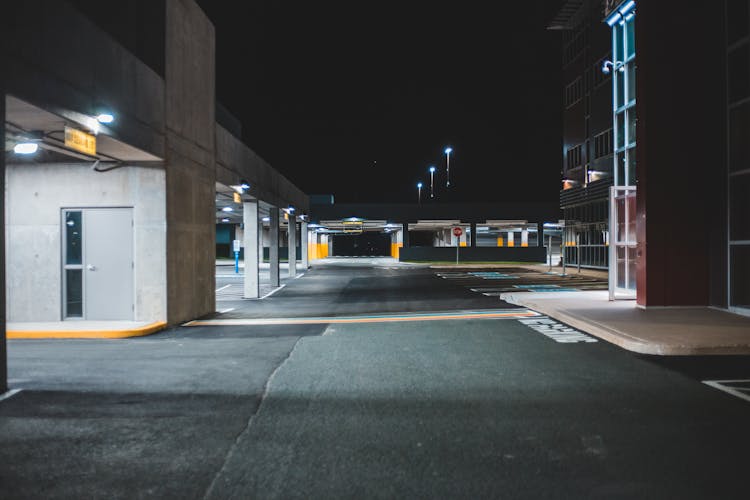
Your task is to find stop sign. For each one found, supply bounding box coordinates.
[453,226,463,237]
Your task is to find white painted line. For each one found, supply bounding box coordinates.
[216,284,232,292]
[261,284,286,299]
[703,380,750,403]
[294,272,306,279]
[0,388,22,403]
[218,308,235,314]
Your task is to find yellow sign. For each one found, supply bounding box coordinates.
[64,126,96,156]
[233,192,241,203]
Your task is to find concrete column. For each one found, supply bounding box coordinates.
[0,74,6,392]
[288,215,297,278]
[470,222,477,247]
[537,223,545,248]
[522,228,529,247]
[270,207,280,287]
[301,221,309,270]
[402,222,410,247]
[259,225,266,264]
[507,231,515,247]
[243,201,259,299]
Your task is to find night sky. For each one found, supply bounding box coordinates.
[196,1,566,204]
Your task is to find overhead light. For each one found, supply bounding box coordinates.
[262,216,270,222]
[222,206,233,212]
[240,180,250,191]
[96,113,115,124]
[444,147,453,154]
[13,142,39,155]
[286,205,295,214]
[221,218,230,222]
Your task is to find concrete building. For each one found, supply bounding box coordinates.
[1,0,308,391]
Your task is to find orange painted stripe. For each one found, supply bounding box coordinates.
[7,321,167,340]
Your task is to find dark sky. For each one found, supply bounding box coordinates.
[196,1,565,204]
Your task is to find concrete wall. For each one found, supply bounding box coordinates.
[4,0,166,160]
[164,0,216,324]
[5,164,167,322]
[216,126,309,212]
[399,247,548,263]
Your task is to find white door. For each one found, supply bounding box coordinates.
[63,208,134,320]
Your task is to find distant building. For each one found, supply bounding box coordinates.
[552,1,746,315]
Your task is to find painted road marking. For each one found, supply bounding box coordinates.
[703,380,750,403]
[184,309,541,327]
[518,316,598,343]
[0,389,22,403]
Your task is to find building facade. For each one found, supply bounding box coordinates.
[555,1,745,314]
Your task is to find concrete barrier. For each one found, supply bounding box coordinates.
[399,246,547,263]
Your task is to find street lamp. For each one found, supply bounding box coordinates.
[429,166,436,198]
[444,147,453,187]
[417,182,423,204]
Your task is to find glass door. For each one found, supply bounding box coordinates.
[609,186,637,299]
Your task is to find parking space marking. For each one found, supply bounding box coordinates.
[702,380,750,403]
[0,389,22,403]
[518,316,598,343]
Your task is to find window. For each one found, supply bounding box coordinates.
[567,144,583,170]
[565,77,583,107]
[594,129,614,158]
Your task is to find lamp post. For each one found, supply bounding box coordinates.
[429,166,436,198]
[417,182,423,204]
[444,147,453,187]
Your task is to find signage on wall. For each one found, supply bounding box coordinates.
[64,126,97,156]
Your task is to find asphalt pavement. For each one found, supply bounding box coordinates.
[2,257,750,499]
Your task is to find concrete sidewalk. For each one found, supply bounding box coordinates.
[502,290,750,356]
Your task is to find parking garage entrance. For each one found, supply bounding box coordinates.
[331,233,390,257]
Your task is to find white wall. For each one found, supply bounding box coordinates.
[5,163,166,322]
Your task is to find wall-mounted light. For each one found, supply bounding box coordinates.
[13,142,39,155]
[601,60,625,74]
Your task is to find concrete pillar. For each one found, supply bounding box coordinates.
[470,222,477,247]
[0,73,6,392]
[259,225,266,264]
[507,231,515,247]
[288,215,297,278]
[522,228,529,247]
[537,222,545,248]
[402,222,410,247]
[301,221,309,270]
[270,207,280,287]
[243,201,259,299]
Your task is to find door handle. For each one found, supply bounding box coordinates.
[87,264,97,271]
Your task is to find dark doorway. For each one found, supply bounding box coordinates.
[332,233,390,256]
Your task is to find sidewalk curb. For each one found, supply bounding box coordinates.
[500,294,750,356]
[7,321,168,340]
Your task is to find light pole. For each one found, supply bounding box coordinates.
[444,147,453,187]
[417,182,423,204]
[429,166,436,198]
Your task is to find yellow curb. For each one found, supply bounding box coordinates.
[7,321,167,340]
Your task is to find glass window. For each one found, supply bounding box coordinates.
[614,24,624,62]
[730,173,750,241]
[625,18,636,59]
[728,44,750,104]
[626,149,637,186]
[730,245,750,308]
[616,113,625,149]
[616,152,626,185]
[616,72,625,108]
[729,102,750,172]
[627,109,636,145]
[65,211,82,265]
[66,269,83,317]
[626,63,636,103]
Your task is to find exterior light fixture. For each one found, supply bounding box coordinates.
[444,147,453,188]
[429,166,436,198]
[601,60,625,74]
[13,142,39,154]
[96,113,115,124]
